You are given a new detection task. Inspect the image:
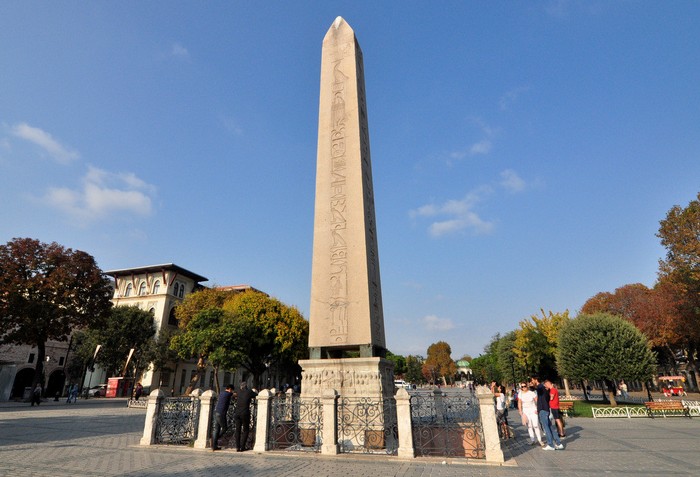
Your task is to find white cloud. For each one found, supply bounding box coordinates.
[41,165,156,221]
[421,315,455,332]
[171,42,190,59]
[449,120,495,160]
[11,122,79,164]
[499,86,529,111]
[500,169,526,193]
[410,186,495,237]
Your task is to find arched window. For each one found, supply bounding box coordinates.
[138,282,147,296]
[124,283,133,297]
[173,283,180,296]
[178,284,185,298]
[168,308,178,326]
[149,307,155,315]
[152,280,160,294]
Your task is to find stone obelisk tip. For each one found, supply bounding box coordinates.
[333,16,344,29]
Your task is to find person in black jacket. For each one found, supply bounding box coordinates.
[211,384,234,451]
[233,381,257,452]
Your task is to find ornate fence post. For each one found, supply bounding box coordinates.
[433,388,445,424]
[194,389,215,449]
[321,389,339,455]
[253,389,272,453]
[476,385,504,463]
[395,388,414,458]
[140,389,164,445]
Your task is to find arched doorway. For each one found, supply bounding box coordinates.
[46,369,66,398]
[11,367,35,400]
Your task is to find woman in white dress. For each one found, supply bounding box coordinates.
[517,383,543,446]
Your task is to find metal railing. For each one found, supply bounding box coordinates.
[154,396,200,444]
[268,393,323,452]
[337,397,398,455]
[409,392,485,459]
[217,396,257,450]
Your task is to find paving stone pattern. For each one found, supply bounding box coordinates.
[1,398,699,476]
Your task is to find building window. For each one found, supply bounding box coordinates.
[59,357,64,366]
[125,283,133,297]
[173,283,180,297]
[138,282,147,296]
[149,308,155,315]
[28,353,35,363]
[179,284,185,298]
[168,308,178,326]
[153,280,160,294]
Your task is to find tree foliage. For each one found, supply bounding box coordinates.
[656,192,700,387]
[404,355,425,384]
[423,341,456,385]
[86,306,157,377]
[0,237,113,389]
[221,290,309,389]
[385,351,407,377]
[470,335,501,384]
[557,312,656,403]
[513,309,569,378]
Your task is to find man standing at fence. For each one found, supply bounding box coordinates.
[233,381,257,452]
[532,376,564,451]
[211,384,234,451]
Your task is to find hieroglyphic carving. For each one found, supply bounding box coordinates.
[328,59,349,344]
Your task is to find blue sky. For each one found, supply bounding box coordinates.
[2,2,699,360]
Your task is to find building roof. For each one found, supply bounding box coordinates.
[105,264,208,283]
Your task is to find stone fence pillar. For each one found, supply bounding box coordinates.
[321,389,339,455]
[139,389,164,445]
[476,385,504,463]
[194,389,215,449]
[253,389,272,452]
[395,388,414,458]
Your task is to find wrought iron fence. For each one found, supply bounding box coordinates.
[216,396,257,450]
[337,397,398,455]
[267,393,323,452]
[410,392,485,459]
[154,396,200,445]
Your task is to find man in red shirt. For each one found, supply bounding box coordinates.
[545,379,566,438]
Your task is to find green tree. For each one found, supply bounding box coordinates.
[513,309,569,378]
[404,355,425,384]
[0,238,113,392]
[386,351,407,377]
[495,331,522,388]
[423,341,457,385]
[221,290,309,389]
[557,312,656,405]
[470,335,501,384]
[173,288,240,393]
[170,308,234,393]
[85,306,157,377]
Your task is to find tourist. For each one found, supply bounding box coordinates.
[619,380,629,399]
[134,382,144,401]
[211,384,234,451]
[532,376,563,450]
[30,384,42,406]
[233,381,257,452]
[495,385,510,438]
[545,379,566,438]
[517,382,543,446]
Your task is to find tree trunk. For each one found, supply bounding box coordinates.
[605,379,617,406]
[31,342,47,397]
[184,355,206,395]
[563,378,571,398]
[581,380,589,401]
[686,343,700,392]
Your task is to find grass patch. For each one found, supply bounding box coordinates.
[562,400,644,418]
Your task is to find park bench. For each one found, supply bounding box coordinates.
[644,401,690,418]
[559,401,575,417]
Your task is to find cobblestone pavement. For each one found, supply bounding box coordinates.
[1,398,699,476]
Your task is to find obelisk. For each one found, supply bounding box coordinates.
[300,17,393,399]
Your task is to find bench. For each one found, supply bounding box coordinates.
[559,401,574,417]
[644,401,691,418]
